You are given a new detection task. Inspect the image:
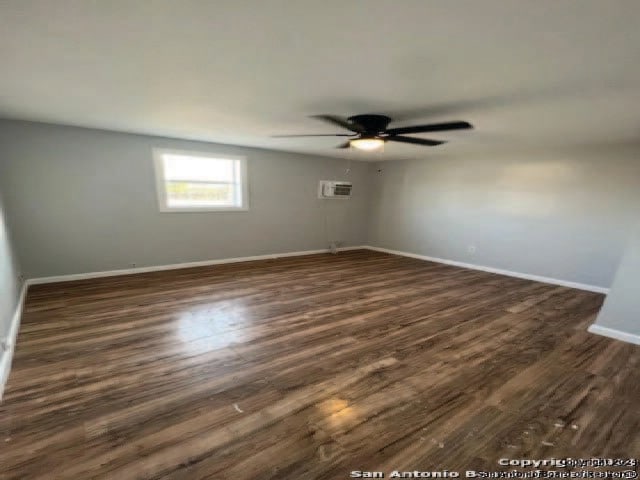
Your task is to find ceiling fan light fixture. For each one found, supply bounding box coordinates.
[350,137,385,151]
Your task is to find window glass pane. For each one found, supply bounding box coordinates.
[165,181,236,207]
[162,154,235,182]
[155,150,245,210]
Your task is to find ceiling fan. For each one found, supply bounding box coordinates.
[273,114,473,151]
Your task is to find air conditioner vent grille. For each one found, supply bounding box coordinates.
[318,181,352,199]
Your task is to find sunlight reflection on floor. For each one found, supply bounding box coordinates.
[175,300,250,354]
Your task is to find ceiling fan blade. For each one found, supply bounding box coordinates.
[311,115,366,134]
[272,133,352,137]
[336,141,351,149]
[386,136,446,146]
[385,121,472,136]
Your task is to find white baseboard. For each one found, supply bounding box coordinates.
[26,246,366,286]
[362,245,610,294]
[0,282,28,401]
[26,244,609,293]
[587,324,640,346]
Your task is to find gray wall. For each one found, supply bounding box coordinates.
[0,120,371,278]
[0,190,21,341]
[368,145,640,289]
[593,222,640,335]
[1,118,638,296]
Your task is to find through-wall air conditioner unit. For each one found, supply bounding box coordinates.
[318,180,353,199]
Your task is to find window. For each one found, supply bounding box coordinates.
[153,149,248,212]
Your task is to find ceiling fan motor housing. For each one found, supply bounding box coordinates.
[348,114,391,135]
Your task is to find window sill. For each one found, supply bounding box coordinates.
[159,207,249,213]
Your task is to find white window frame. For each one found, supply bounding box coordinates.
[153,148,249,212]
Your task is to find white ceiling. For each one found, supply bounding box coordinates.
[1,0,640,161]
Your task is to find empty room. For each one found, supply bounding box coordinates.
[1,1,639,479]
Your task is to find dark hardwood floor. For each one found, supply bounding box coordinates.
[1,250,639,479]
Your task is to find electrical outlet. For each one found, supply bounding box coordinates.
[467,245,477,254]
[130,263,137,268]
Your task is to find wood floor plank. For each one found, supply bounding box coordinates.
[1,249,637,480]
